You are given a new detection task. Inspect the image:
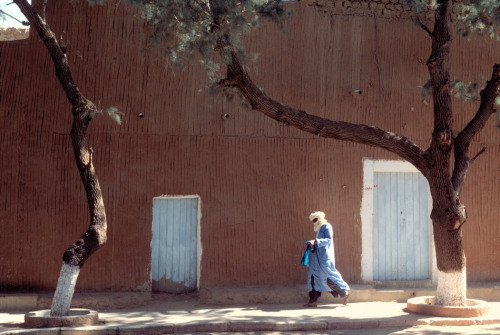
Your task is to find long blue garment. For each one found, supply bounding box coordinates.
[307,222,350,292]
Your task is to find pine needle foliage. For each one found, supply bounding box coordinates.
[455,0,500,40]
[404,0,500,124]
[126,0,292,82]
[90,106,122,125]
[403,0,500,40]
[421,78,488,103]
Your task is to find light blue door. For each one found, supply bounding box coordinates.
[372,172,431,281]
[152,197,199,292]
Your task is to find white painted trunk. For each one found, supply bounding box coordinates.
[435,268,466,306]
[50,262,81,316]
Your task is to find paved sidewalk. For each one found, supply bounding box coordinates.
[1,296,500,334]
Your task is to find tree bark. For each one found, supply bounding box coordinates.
[13,0,107,316]
[425,0,496,306]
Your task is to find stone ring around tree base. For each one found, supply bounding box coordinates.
[24,309,98,328]
[407,296,490,318]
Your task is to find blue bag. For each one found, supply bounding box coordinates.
[300,245,311,267]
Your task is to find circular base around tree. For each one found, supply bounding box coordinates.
[24,309,98,328]
[407,296,490,318]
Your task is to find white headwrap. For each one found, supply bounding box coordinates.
[309,211,326,232]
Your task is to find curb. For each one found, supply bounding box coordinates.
[3,317,500,335]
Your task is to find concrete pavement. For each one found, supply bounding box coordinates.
[1,294,500,334]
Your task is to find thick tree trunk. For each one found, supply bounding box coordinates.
[424,0,465,306]
[426,177,467,306]
[436,265,466,306]
[431,212,466,306]
[14,0,108,316]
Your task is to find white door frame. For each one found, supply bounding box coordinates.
[360,159,437,283]
[151,195,202,291]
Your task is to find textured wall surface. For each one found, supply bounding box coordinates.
[0,0,498,292]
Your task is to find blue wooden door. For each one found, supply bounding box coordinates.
[152,197,199,292]
[372,172,431,281]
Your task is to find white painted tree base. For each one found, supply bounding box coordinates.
[435,268,466,306]
[50,262,81,317]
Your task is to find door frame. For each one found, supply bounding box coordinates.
[151,195,202,291]
[360,159,437,284]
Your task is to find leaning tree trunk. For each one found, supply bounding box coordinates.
[14,0,108,316]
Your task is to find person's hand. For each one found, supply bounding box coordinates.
[307,240,315,247]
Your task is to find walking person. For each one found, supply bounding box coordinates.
[304,211,350,307]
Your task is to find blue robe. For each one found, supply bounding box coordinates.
[307,222,350,293]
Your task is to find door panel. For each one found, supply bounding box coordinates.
[373,172,430,281]
[152,197,198,292]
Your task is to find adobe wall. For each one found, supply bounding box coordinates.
[0,0,498,292]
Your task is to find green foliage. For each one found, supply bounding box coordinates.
[87,0,107,5]
[126,0,292,82]
[423,78,500,129]
[90,106,122,125]
[105,107,122,125]
[403,0,500,39]
[72,0,107,6]
[401,0,437,14]
[421,78,487,102]
[450,78,486,101]
[456,0,500,39]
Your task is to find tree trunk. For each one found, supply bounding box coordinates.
[50,263,80,316]
[13,0,108,316]
[49,102,107,317]
[435,247,466,306]
[423,0,465,306]
[431,208,466,306]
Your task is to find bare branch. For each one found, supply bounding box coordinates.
[13,0,82,108]
[456,64,500,144]
[415,18,432,37]
[470,146,487,163]
[221,50,427,171]
[452,64,500,194]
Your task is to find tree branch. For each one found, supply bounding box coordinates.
[220,50,427,171]
[470,146,486,162]
[456,64,500,144]
[415,18,432,37]
[452,64,500,194]
[13,0,83,110]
